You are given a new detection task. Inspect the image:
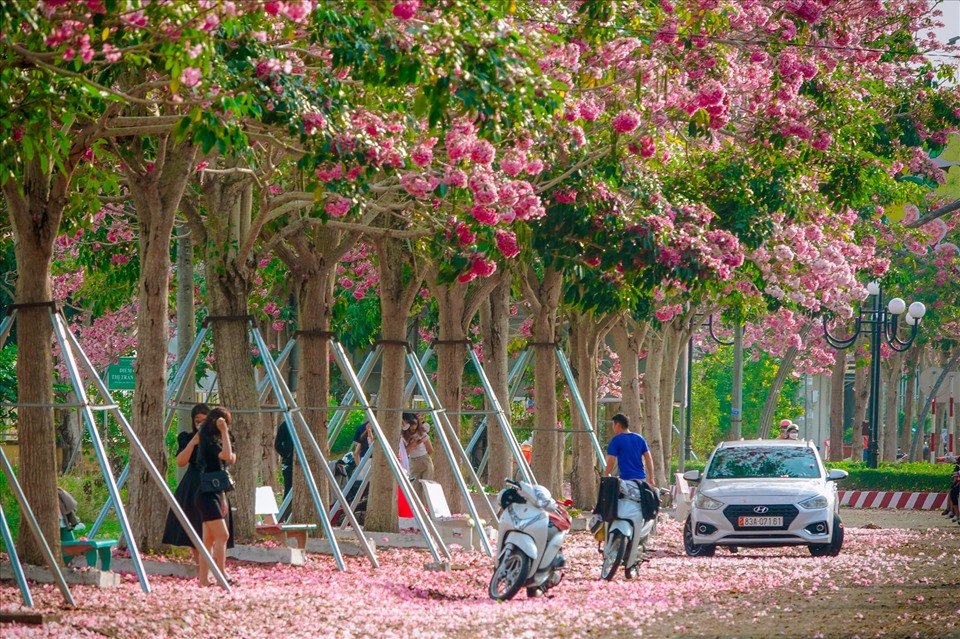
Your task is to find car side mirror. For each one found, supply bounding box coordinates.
[682,469,702,483]
[826,469,848,482]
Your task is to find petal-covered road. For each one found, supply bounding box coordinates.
[2,513,958,639]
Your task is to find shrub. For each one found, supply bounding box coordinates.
[670,459,950,492]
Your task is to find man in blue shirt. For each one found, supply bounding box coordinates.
[604,413,656,487]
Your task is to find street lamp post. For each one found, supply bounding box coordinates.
[822,282,925,468]
[681,314,737,473]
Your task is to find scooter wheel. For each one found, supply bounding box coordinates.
[489,547,531,601]
[601,530,627,581]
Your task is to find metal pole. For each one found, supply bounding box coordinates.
[327,347,381,446]
[326,447,372,523]
[405,349,495,555]
[89,327,209,537]
[472,351,532,478]
[730,322,743,440]
[0,501,33,606]
[469,347,534,484]
[330,341,449,561]
[0,313,14,349]
[87,464,129,538]
[409,349,499,524]
[0,446,74,606]
[867,290,883,468]
[556,348,606,466]
[465,350,529,459]
[680,337,692,473]
[251,328,370,570]
[55,312,229,591]
[49,313,151,593]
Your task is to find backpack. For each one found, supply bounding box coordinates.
[639,482,660,521]
[594,476,620,523]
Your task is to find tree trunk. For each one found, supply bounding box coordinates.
[176,224,196,440]
[432,283,468,514]
[481,277,513,486]
[8,232,60,564]
[195,174,261,541]
[642,331,666,487]
[899,347,921,458]
[828,353,846,461]
[850,356,869,462]
[204,262,260,540]
[757,324,812,438]
[365,237,423,532]
[273,225,359,524]
[292,270,336,524]
[568,311,614,508]
[4,158,76,564]
[523,266,563,497]
[124,144,195,552]
[880,354,904,462]
[609,317,646,439]
[658,324,683,484]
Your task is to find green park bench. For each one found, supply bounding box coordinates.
[60,523,118,571]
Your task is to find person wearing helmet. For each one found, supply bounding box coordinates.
[777,419,793,440]
[786,423,800,440]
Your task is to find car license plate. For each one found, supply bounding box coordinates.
[738,516,783,527]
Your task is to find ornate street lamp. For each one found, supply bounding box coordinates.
[822,282,926,468]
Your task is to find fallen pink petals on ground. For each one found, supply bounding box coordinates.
[2,518,957,639]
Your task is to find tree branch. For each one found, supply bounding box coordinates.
[904,199,960,228]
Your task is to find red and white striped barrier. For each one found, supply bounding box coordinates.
[838,490,948,510]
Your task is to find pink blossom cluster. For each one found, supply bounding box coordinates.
[335,244,378,301]
[753,218,885,317]
[596,344,622,399]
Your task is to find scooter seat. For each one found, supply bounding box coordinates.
[548,505,572,532]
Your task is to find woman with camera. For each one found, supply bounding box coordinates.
[194,407,236,586]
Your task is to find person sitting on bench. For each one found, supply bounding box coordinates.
[58,487,84,532]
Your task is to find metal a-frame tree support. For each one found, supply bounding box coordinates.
[0,444,73,607]
[322,340,534,558]
[465,345,606,476]
[329,343,536,527]
[91,318,379,571]
[255,338,449,561]
[326,338,450,561]
[0,303,230,594]
[88,333,298,536]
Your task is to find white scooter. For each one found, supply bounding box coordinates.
[597,479,658,580]
[488,479,571,601]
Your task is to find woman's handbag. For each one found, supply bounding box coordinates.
[199,469,235,494]
[198,433,235,494]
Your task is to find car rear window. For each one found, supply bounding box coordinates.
[706,446,821,479]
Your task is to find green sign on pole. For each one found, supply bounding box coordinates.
[106,357,136,391]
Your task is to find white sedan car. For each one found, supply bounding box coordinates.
[682,440,847,557]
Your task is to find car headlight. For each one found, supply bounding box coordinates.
[694,493,724,510]
[799,495,828,510]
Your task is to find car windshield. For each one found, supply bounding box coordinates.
[706,446,822,479]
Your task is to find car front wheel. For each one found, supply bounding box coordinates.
[809,514,844,557]
[684,516,715,557]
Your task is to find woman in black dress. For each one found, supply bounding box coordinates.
[195,407,236,586]
[161,403,209,560]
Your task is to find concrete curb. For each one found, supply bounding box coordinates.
[0,561,120,588]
